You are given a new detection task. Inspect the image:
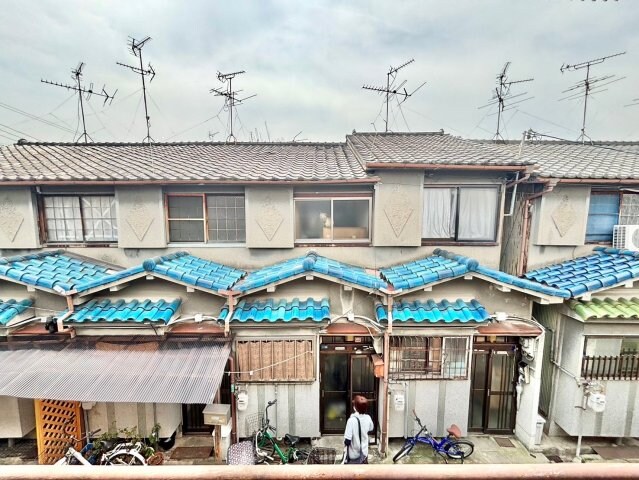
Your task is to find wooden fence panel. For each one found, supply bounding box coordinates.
[34,399,83,465]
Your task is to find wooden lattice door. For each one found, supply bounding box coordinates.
[34,399,83,464]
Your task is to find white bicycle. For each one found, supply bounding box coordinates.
[55,428,148,466]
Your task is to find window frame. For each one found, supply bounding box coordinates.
[585,191,621,244]
[38,193,118,246]
[165,193,246,245]
[421,185,501,244]
[389,335,470,380]
[293,194,372,244]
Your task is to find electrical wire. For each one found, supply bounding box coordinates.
[0,101,75,134]
[164,104,225,141]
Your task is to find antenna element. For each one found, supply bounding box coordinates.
[210,70,255,142]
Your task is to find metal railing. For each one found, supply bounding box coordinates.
[581,354,639,381]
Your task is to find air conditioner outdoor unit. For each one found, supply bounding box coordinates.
[612,225,639,251]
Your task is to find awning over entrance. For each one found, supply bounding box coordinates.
[477,320,542,337]
[0,339,230,404]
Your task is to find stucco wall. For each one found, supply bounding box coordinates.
[373,171,423,247]
[515,333,544,449]
[0,187,40,250]
[116,186,167,249]
[0,397,35,438]
[86,402,181,438]
[245,187,294,248]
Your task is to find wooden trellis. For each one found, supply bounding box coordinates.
[34,399,83,465]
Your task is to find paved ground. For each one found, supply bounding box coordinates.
[3,433,639,465]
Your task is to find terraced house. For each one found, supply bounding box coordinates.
[0,132,638,462]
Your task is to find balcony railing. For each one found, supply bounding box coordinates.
[581,354,639,381]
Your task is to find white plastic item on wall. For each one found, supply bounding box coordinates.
[393,392,405,412]
[236,390,249,411]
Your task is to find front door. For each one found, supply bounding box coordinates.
[182,404,213,435]
[319,336,378,439]
[468,339,518,434]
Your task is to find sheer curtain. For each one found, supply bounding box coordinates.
[457,188,498,241]
[422,188,456,238]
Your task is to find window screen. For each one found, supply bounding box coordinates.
[43,195,117,243]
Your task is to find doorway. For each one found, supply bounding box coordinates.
[468,337,518,434]
[319,336,378,439]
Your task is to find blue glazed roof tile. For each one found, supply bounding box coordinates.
[0,251,115,294]
[375,299,490,324]
[219,298,330,323]
[524,247,639,297]
[142,252,245,292]
[234,253,386,292]
[0,299,33,325]
[60,298,181,324]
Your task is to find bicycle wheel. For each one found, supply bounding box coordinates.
[107,450,147,466]
[255,432,275,463]
[392,442,414,463]
[443,440,474,460]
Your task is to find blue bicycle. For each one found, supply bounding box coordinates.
[393,410,474,463]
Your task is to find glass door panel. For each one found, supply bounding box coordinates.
[486,351,516,433]
[321,354,349,433]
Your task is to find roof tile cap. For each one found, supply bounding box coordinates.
[434,249,479,270]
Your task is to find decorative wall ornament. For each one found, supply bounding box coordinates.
[257,196,284,241]
[384,186,414,238]
[551,195,577,238]
[0,197,24,243]
[126,196,154,241]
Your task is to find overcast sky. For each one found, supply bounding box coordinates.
[0,0,637,145]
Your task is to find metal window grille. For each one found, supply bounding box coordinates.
[207,195,245,243]
[236,340,314,382]
[44,195,117,243]
[619,193,639,226]
[389,336,470,380]
[582,355,639,380]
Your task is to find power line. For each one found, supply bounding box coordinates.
[0,123,41,141]
[0,101,76,134]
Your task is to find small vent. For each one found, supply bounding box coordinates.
[612,225,639,251]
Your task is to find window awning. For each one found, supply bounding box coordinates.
[0,339,230,404]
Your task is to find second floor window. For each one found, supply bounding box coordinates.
[294,197,371,243]
[43,195,117,243]
[422,186,499,242]
[586,193,620,243]
[166,194,245,243]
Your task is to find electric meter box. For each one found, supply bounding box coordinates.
[202,404,231,426]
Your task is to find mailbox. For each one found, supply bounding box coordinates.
[202,404,231,426]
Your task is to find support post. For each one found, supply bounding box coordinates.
[380,295,393,455]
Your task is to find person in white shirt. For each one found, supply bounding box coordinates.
[343,395,374,464]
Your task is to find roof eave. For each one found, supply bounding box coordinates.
[365,162,532,172]
[0,178,380,186]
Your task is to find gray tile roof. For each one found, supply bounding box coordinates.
[347,132,532,167]
[475,141,639,180]
[0,142,371,183]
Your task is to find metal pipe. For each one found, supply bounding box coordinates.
[1,464,638,479]
[380,297,392,455]
[229,355,238,444]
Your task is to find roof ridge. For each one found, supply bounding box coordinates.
[10,141,347,148]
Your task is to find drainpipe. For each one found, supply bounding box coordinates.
[229,355,238,444]
[56,295,75,335]
[224,294,235,336]
[380,295,393,456]
[517,180,557,276]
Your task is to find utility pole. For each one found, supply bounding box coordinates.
[210,70,256,142]
[362,59,426,132]
[41,62,116,143]
[478,62,533,141]
[117,36,156,144]
[559,51,626,143]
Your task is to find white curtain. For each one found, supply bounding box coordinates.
[422,188,456,238]
[457,188,498,241]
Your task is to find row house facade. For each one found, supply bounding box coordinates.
[0,132,637,461]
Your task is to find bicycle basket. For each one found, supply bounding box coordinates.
[306,447,337,465]
[227,441,257,465]
[244,413,265,436]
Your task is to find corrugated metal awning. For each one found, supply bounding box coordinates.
[0,339,230,404]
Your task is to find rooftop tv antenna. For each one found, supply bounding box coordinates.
[41,62,117,144]
[559,51,626,143]
[117,36,156,144]
[478,62,533,141]
[210,70,256,142]
[362,59,426,132]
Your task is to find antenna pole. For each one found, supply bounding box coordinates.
[139,49,151,143]
[363,59,425,133]
[41,62,116,144]
[210,70,256,142]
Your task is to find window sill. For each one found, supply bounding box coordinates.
[44,243,118,248]
[421,241,498,247]
[166,243,247,248]
[294,242,372,247]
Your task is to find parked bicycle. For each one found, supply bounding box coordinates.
[254,399,309,464]
[393,410,474,464]
[55,427,148,466]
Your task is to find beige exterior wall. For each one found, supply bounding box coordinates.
[245,186,294,248]
[116,186,167,249]
[373,171,423,247]
[86,402,181,438]
[0,187,40,250]
[0,397,35,438]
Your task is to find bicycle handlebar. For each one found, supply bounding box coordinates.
[268,399,277,406]
[412,409,424,428]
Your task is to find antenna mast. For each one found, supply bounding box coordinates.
[362,59,426,132]
[210,70,256,142]
[478,62,533,141]
[41,62,117,143]
[559,51,626,144]
[117,36,156,144]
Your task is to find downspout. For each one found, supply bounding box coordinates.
[56,295,75,336]
[380,295,393,456]
[229,355,238,444]
[224,294,235,336]
[517,180,557,276]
